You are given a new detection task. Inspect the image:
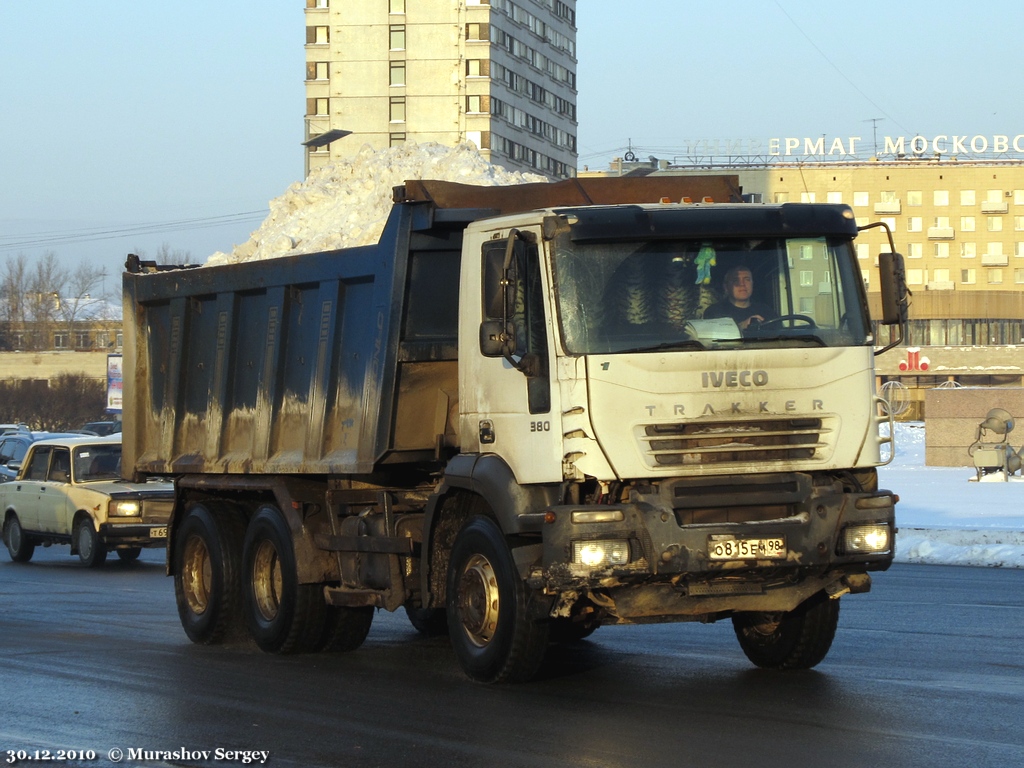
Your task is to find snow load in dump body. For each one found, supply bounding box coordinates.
[121,175,742,480]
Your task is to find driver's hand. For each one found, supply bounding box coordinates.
[740,315,764,330]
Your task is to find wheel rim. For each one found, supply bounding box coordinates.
[251,538,283,622]
[456,553,500,648]
[78,523,93,559]
[746,612,782,637]
[9,519,22,552]
[181,534,212,615]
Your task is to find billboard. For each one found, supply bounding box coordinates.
[106,354,123,413]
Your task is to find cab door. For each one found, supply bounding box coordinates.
[12,446,51,532]
[38,447,73,534]
[461,228,563,484]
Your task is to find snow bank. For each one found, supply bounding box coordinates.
[206,142,548,266]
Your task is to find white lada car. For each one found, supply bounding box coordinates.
[1,435,173,566]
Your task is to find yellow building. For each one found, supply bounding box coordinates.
[303,0,578,179]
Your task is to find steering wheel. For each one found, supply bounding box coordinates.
[755,314,817,330]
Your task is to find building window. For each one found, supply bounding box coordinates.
[390,24,406,49]
[880,190,897,203]
[856,243,869,260]
[390,61,406,86]
[799,192,816,203]
[880,217,896,232]
[306,0,328,7]
[961,242,976,258]
[987,242,1004,257]
[54,333,68,349]
[389,0,405,12]
[861,269,870,286]
[306,97,329,116]
[773,192,789,203]
[907,190,922,206]
[908,243,923,259]
[934,216,950,229]
[306,26,329,44]
[987,189,1004,204]
[853,191,868,207]
[827,191,842,203]
[466,95,489,113]
[988,269,1003,284]
[960,190,976,206]
[1015,190,1024,205]
[389,132,406,147]
[934,242,949,258]
[1016,268,1024,284]
[960,216,975,232]
[1017,242,1024,258]
[306,61,329,81]
[1015,217,1024,231]
[934,190,949,206]
[961,269,976,284]
[908,217,922,232]
[389,96,406,122]
[988,216,1003,232]
[75,332,90,349]
[799,244,814,260]
[466,23,489,41]
[466,59,490,77]
[906,269,924,285]
[799,270,814,287]
[933,268,950,283]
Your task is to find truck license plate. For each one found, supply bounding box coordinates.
[708,535,786,561]
[150,527,168,539]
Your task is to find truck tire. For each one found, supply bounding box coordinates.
[318,605,374,652]
[404,605,449,637]
[242,505,326,654]
[732,592,840,670]
[173,502,246,645]
[446,516,549,683]
[75,518,107,567]
[4,514,35,563]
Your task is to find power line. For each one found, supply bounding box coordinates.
[0,210,268,253]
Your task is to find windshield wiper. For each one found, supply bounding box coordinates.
[614,339,707,354]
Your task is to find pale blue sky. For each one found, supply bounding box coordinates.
[1,0,1019,281]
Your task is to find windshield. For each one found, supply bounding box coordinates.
[73,444,121,482]
[551,235,871,354]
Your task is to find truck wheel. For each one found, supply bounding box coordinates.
[4,514,35,563]
[318,605,374,652]
[75,518,107,567]
[173,502,246,645]
[446,516,549,683]
[732,592,840,670]
[242,505,326,654]
[404,605,449,637]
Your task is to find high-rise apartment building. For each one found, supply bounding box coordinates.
[303,0,578,179]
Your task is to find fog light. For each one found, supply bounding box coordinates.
[109,500,141,517]
[842,524,891,554]
[573,540,629,567]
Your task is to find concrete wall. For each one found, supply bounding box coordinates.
[924,387,1024,466]
[0,351,110,382]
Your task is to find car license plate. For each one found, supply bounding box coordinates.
[708,535,786,561]
[150,526,168,539]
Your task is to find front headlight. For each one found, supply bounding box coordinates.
[841,523,891,554]
[108,500,141,517]
[572,539,630,568]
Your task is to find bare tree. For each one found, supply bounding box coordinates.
[133,243,196,266]
[56,262,108,349]
[1,255,30,349]
[20,253,68,351]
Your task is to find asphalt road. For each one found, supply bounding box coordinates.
[1,548,1022,768]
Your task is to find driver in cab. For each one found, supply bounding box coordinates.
[702,266,774,330]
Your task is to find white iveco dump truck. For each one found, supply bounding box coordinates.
[123,176,908,683]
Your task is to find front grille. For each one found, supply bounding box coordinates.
[636,417,834,469]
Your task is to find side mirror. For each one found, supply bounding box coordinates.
[480,319,515,357]
[878,252,908,326]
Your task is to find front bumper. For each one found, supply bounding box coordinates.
[528,472,895,619]
[98,521,169,548]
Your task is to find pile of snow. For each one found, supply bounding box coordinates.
[207,142,548,266]
[881,422,1024,568]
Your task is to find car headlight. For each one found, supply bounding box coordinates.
[841,523,891,554]
[109,500,141,517]
[573,539,630,568]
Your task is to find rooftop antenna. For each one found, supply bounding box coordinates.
[863,117,883,157]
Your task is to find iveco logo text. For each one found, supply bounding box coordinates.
[702,370,769,388]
